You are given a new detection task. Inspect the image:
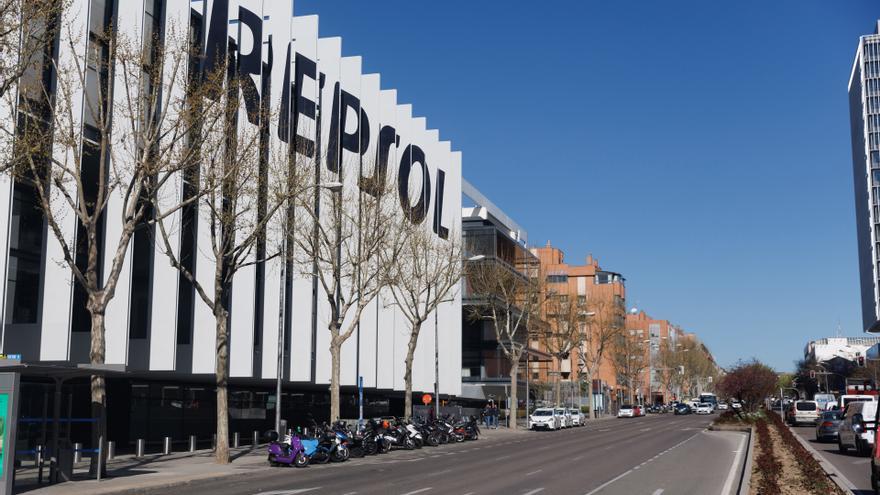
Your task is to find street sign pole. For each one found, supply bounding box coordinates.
[358,376,364,428]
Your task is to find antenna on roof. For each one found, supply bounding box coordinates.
[836,320,842,338]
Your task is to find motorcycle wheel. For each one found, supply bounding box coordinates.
[267,454,279,467]
[294,452,309,468]
[454,433,465,443]
[364,441,378,455]
[378,440,391,454]
[311,452,330,464]
[404,437,415,450]
[331,446,349,462]
[414,438,423,449]
[427,434,440,447]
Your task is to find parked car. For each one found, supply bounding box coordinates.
[529,408,560,430]
[838,400,877,456]
[618,405,635,418]
[554,408,572,428]
[695,403,713,415]
[569,408,584,426]
[731,401,742,410]
[717,402,729,411]
[815,410,843,442]
[673,403,691,415]
[788,400,820,426]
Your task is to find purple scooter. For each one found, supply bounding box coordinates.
[266,430,309,468]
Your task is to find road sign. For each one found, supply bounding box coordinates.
[422,394,432,405]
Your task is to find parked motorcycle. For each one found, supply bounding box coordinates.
[265,430,309,468]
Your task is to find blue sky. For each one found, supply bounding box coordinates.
[295,1,880,371]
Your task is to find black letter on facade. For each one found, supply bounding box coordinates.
[201,0,229,99]
[433,168,449,239]
[237,6,262,125]
[398,144,431,224]
[293,53,317,157]
[362,124,395,197]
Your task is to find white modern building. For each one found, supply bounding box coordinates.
[849,20,880,333]
[804,337,880,363]
[0,0,462,445]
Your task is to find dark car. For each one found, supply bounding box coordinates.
[673,403,691,415]
[815,410,843,442]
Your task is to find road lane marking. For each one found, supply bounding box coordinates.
[584,432,700,495]
[573,455,583,461]
[525,469,542,476]
[583,470,633,495]
[255,490,321,495]
[522,489,545,495]
[401,489,432,495]
[853,459,871,465]
[652,490,664,495]
[497,454,512,460]
[720,434,747,495]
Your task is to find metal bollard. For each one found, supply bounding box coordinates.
[233,432,240,448]
[252,430,259,447]
[73,442,82,463]
[189,435,197,452]
[163,437,172,455]
[36,445,44,484]
[107,440,115,460]
[136,438,145,458]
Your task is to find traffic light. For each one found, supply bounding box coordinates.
[809,370,816,379]
[858,356,866,367]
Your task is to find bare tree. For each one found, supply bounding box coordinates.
[291,155,398,422]
[575,298,624,418]
[2,18,204,472]
[151,60,301,461]
[466,256,546,430]
[540,294,585,407]
[0,0,64,107]
[384,219,462,420]
[609,330,649,404]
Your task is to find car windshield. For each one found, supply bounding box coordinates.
[822,411,842,420]
[796,402,816,411]
[699,403,709,407]
[532,410,552,416]
[621,405,633,409]
[555,409,566,414]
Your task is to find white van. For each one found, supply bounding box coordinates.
[839,400,877,456]
[840,394,877,410]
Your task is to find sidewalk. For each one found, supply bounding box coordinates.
[13,445,274,495]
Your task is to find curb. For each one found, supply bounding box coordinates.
[737,426,754,495]
[784,421,857,494]
[53,463,274,495]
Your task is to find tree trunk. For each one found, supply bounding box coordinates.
[403,322,422,421]
[509,361,518,431]
[330,334,341,421]
[584,369,593,420]
[215,308,230,464]
[88,308,106,477]
[554,358,562,407]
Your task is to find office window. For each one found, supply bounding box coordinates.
[546,274,568,284]
[5,185,44,324]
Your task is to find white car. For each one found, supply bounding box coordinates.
[618,405,635,418]
[695,403,713,415]
[529,408,560,430]
[789,400,820,426]
[569,408,584,426]
[555,408,572,428]
[717,403,729,411]
[731,401,742,410]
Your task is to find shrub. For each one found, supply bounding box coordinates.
[754,417,782,494]
[766,411,843,494]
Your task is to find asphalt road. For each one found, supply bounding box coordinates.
[151,414,741,495]
[791,423,874,495]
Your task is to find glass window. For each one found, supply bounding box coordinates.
[5,185,44,324]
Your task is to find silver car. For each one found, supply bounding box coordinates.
[815,410,843,442]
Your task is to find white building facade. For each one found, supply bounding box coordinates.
[0,0,462,440]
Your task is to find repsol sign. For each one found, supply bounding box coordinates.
[198,1,449,240]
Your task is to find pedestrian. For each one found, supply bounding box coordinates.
[490,402,499,429]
